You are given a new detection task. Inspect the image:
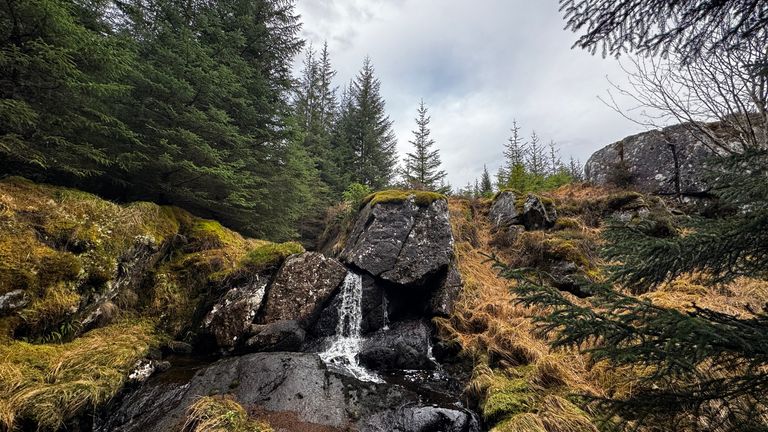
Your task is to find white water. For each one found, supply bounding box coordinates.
[320,271,382,382]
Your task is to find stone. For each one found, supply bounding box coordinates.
[489,191,557,230]
[0,289,28,314]
[340,197,454,287]
[489,191,519,227]
[430,264,463,316]
[585,122,718,195]
[97,352,479,432]
[243,320,305,353]
[200,275,270,350]
[258,252,347,326]
[358,320,435,371]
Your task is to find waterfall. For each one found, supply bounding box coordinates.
[320,271,381,383]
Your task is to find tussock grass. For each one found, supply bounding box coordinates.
[183,395,272,432]
[0,320,159,430]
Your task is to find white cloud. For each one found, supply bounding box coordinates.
[295,0,647,187]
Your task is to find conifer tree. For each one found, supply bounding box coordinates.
[405,100,447,190]
[480,165,493,196]
[499,120,527,185]
[346,57,398,189]
[548,140,561,175]
[568,156,584,181]
[526,131,547,176]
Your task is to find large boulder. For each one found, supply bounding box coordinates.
[258,252,347,326]
[358,320,434,371]
[585,123,717,195]
[97,352,479,432]
[200,275,270,350]
[430,263,463,317]
[244,320,305,353]
[340,195,453,286]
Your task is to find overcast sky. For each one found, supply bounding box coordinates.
[294,0,647,188]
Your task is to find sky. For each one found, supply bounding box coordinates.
[294,0,647,188]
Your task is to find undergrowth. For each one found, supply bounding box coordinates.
[183,395,273,432]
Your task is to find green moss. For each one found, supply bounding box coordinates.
[483,377,536,424]
[604,191,644,211]
[240,241,304,271]
[361,190,446,208]
[492,188,522,201]
[188,219,242,251]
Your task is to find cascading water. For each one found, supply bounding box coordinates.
[320,271,381,382]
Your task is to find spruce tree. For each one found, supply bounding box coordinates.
[526,131,547,176]
[480,165,493,196]
[404,99,447,190]
[347,57,398,189]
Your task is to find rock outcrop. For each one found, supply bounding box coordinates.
[358,320,434,371]
[585,123,717,195]
[489,191,558,230]
[200,275,271,350]
[98,352,479,432]
[258,252,347,326]
[340,196,453,286]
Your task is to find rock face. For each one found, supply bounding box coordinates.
[313,273,389,337]
[490,191,557,230]
[340,197,453,286]
[258,252,347,326]
[244,320,305,353]
[200,275,270,350]
[585,123,717,195]
[98,352,479,432]
[359,320,434,371]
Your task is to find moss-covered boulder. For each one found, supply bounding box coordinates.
[340,190,453,286]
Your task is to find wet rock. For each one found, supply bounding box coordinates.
[361,405,480,432]
[97,352,478,432]
[585,122,718,195]
[313,274,388,337]
[166,341,193,354]
[359,320,434,371]
[127,359,170,384]
[258,252,346,326]
[244,320,305,353]
[201,275,270,350]
[341,196,453,286]
[430,264,463,317]
[0,289,28,314]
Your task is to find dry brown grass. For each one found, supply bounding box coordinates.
[439,198,602,431]
[183,395,272,432]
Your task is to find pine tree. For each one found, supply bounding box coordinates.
[568,156,584,181]
[404,99,447,190]
[480,165,493,196]
[345,57,398,189]
[548,140,561,175]
[526,131,547,176]
[499,120,527,184]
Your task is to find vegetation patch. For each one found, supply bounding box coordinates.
[0,320,159,430]
[183,395,273,432]
[361,189,446,208]
[240,241,305,272]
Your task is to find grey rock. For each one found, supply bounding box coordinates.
[201,275,269,350]
[166,341,193,354]
[244,320,305,353]
[0,289,28,314]
[430,264,463,317]
[359,320,434,371]
[258,252,347,326]
[489,191,519,227]
[341,196,453,286]
[489,191,557,230]
[97,352,478,432]
[585,123,718,195]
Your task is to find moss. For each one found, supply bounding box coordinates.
[188,219,242,251]
[0,320,159,430]
[361,189,446,208]
[553,217,583,231]
[183,395,273,432]
[492,188,522,201]
[482,377,537,424]
[240,241,304,271]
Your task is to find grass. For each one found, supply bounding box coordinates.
[0,320,160,430]
[361,189,447,208]
[183,395,272,432]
